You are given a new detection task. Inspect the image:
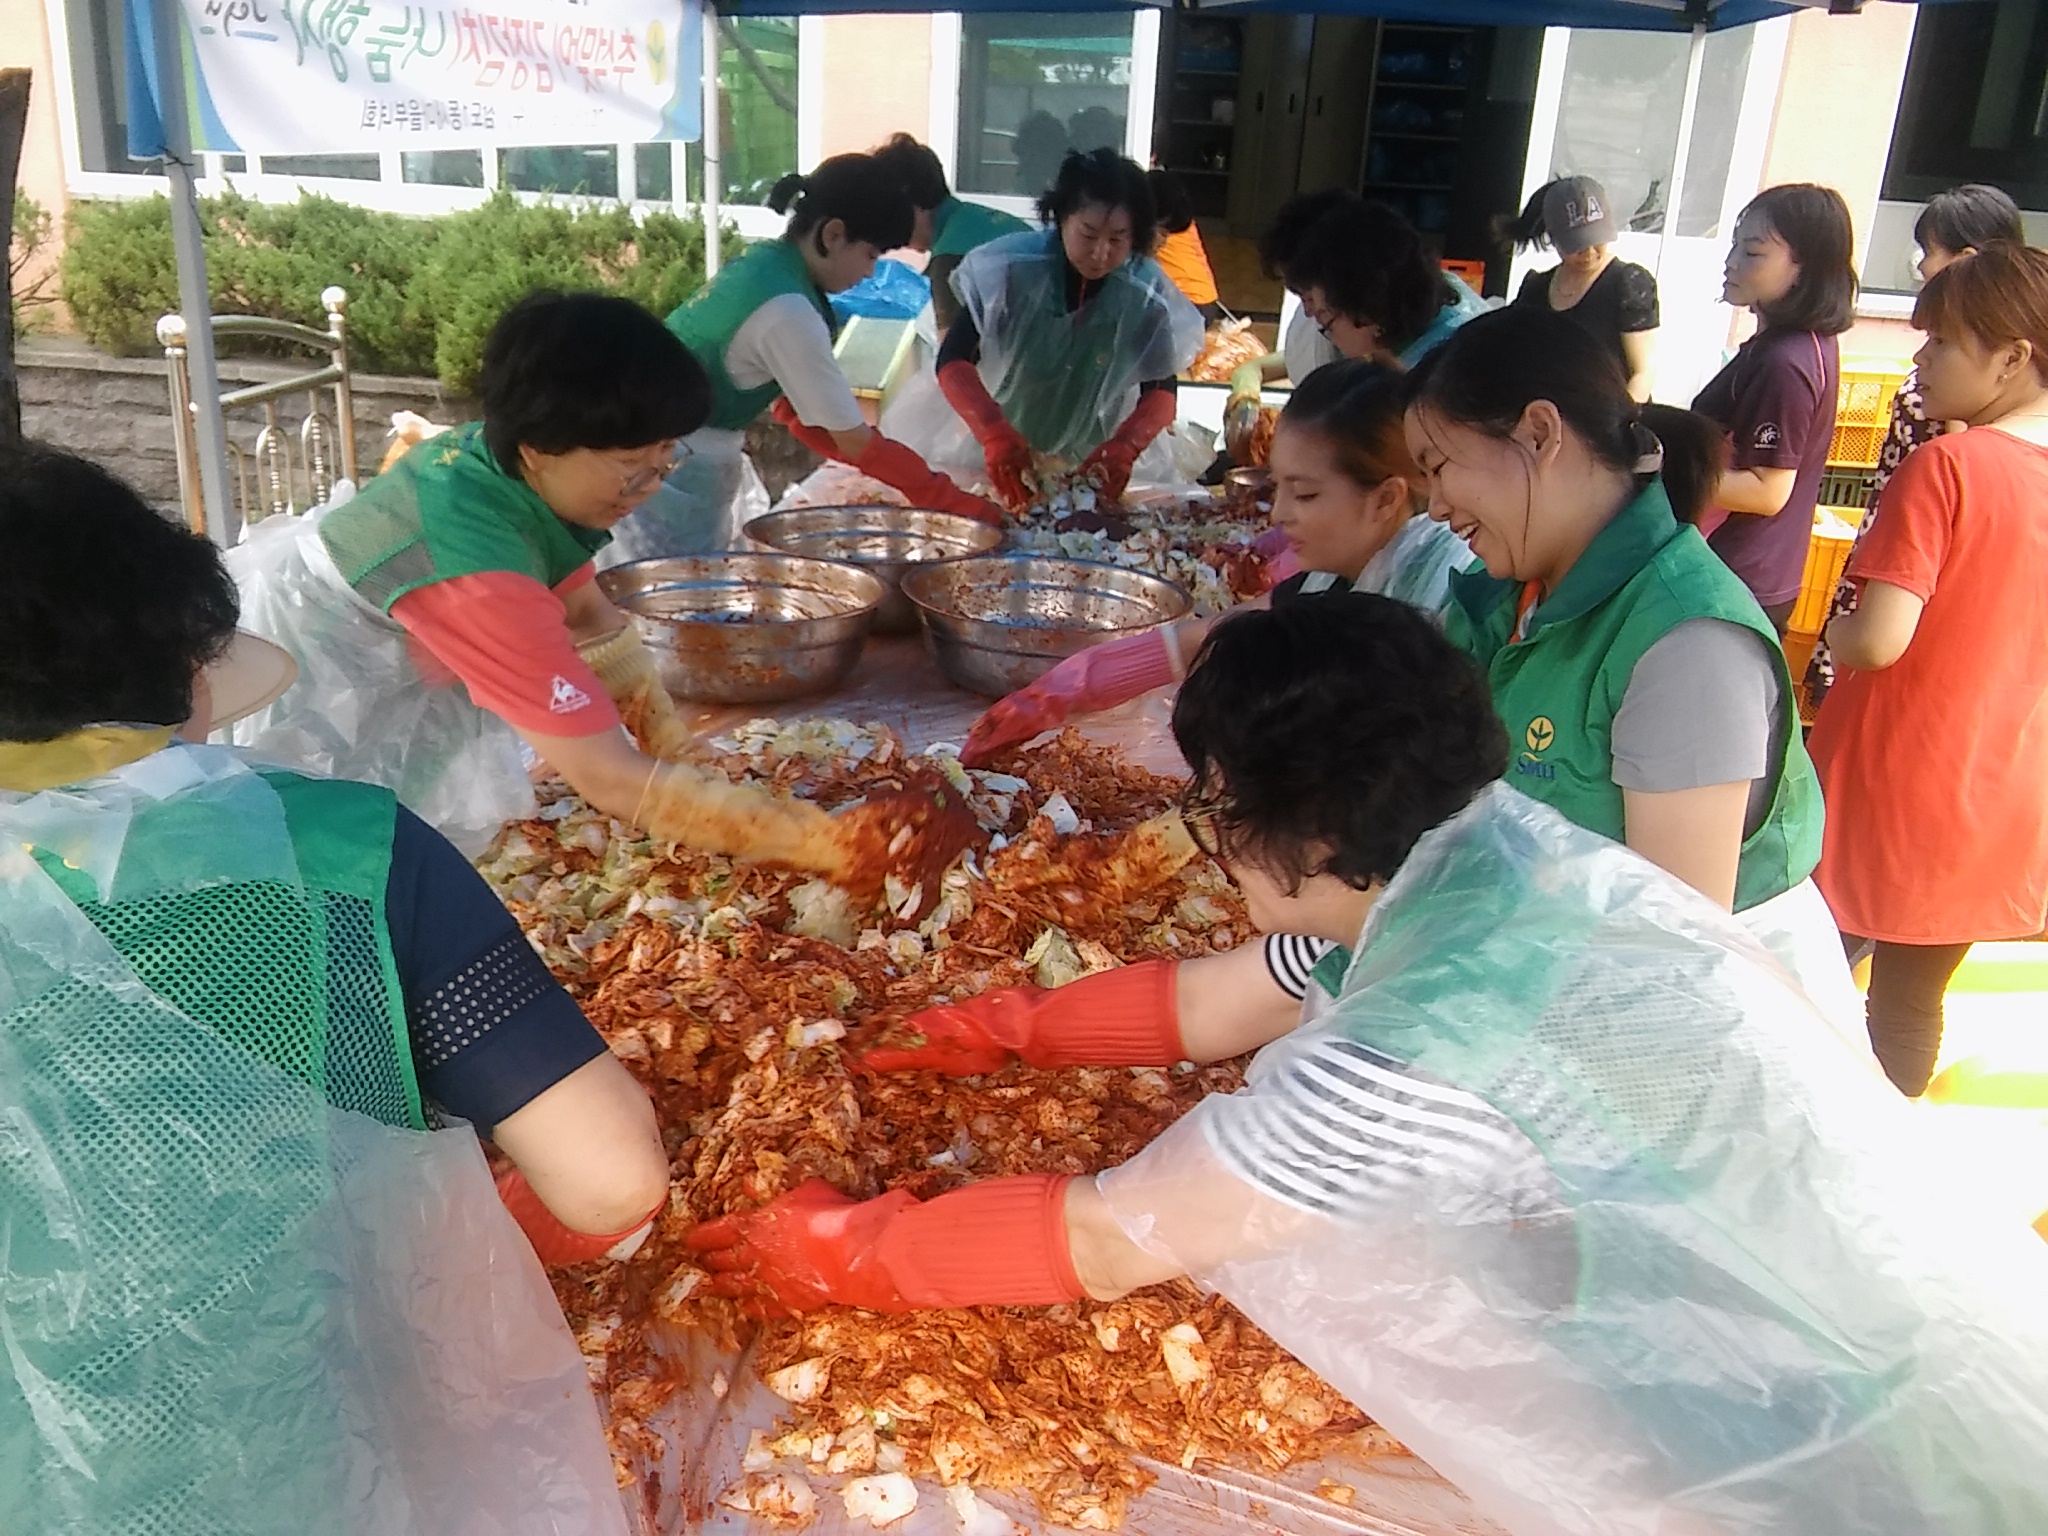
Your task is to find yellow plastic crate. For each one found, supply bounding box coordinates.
[1829,367,1909,469]
[1786,505,1862,635]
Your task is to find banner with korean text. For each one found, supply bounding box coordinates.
[125,0,701,156]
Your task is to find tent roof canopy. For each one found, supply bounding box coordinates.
[714,0,1922,33]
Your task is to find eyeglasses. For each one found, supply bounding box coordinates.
[614,439,691,499]
[1180,787,1229,861]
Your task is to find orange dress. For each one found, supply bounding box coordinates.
[1808,427,2048,942]
[1153,224,1219,309]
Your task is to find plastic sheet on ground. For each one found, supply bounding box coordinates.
[621,1332,1504,1536]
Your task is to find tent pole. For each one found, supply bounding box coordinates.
[152,0,237,544]
[1655,21,1708,286]
[702,3,722,278]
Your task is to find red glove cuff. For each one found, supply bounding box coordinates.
[876,1174,1084,1307]
[496,1167,665,1267]
[1109,387,1178,457]
[938,359,1015,446]
[771,396,844,461]
[1020,958,1184,1069]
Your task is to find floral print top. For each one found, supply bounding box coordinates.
[1803,374,1947,708]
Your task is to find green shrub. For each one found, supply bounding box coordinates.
[60,195,181,355]
[60,188,743,390]
[406,190,742,391]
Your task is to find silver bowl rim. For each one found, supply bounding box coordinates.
[742,503,1009,554]
[598,551,890,621]
[898,553,1192,634]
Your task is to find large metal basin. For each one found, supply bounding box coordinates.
[743,505,1003,636]
[900,555,1191,698]
[598,554,885,704]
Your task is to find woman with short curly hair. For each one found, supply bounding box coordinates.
[685,591,2048,1536]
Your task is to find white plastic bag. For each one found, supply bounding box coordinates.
[227,509,535,857]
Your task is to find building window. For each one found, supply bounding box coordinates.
[404,151,486,189]
[635,143,674,203]
[1548,26,1753,240]
[499,147,620,198]
[955,14,1136,199]
[1884,0,2048,207]
[258,155,380,182]
[690,15,801,205]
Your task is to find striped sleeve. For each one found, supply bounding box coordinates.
[1210,1034,1539,1220]
[1264,933,1337,1002]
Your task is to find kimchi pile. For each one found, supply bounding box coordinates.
[478,722,1395,1530]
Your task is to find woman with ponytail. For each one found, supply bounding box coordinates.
[623,153,1004,561]
[1405,306,1853,1026]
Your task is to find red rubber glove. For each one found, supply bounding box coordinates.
[495,1167,663,1268]
[959,629,1182,768]
[860,959,1182,1075]
[686,1174,1082,1316]
[938,360,1034,512]
[1080,388,1178,503]
[769,398,1007,526]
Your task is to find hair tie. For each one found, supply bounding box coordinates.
[1628,418,1664,478]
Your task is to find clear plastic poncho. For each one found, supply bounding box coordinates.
[0,744,627,1536]
[943,229,1204,467]
[1100,785,2048,1536]
[228,503,536,857]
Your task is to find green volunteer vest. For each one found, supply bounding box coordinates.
[317,422,610,614]
[1444,482,1823,913]
[666,237,837,431]
[929,196,1029,259]
[31,768,424,1131]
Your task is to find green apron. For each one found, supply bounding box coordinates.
[1445,481,1822,912]
[665,237,837,431]
[318,423,610,614]
[929,196,1030,259]
[230,426,582,856]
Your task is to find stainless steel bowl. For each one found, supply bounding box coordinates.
[743,505,1004,636]
[598,554,886,704]
[900,555,1192,698]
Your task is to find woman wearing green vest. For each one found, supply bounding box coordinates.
[935,149,1205,510]
[234,291,930,886]
[1401,306,1856,1027]
[870,132,1030,334]
[627,153,1004,564]
[0,446,671,1531]
[685,596,2048,1536]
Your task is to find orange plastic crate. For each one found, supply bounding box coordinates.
[1440,257,1487,290]
[1829,367,1908,469]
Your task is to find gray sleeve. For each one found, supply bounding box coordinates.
[1611,618,1781,797]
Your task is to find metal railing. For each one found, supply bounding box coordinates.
[158,286,358,538]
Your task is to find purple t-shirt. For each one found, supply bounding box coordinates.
[1692,327,1840,607]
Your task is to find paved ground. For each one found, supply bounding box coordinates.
[1918,943,2048,1233]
